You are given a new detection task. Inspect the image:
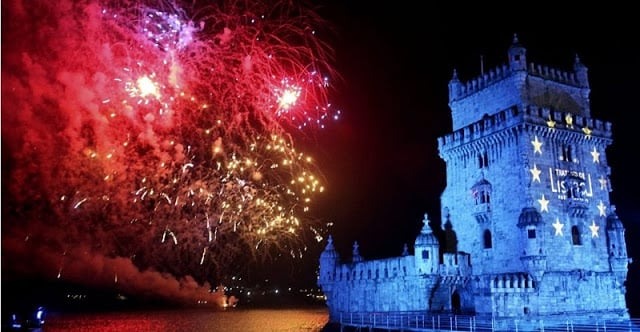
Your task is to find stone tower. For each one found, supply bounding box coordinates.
[438,35,630,320]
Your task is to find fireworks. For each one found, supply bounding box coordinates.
[2,0,339,291]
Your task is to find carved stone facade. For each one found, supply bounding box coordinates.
[318,36,631,323]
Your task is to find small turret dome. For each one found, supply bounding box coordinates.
[606,206,625,230]
[471,178,492,191]
[320,235,339,260]
[518,206,542,227]
[415,213,439,247]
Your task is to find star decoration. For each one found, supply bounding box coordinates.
[538,194,550,213]
[552,218,564,236]
[582,126,592,136]
[589,220,599,238]
[565,114,573,128]
[597,200,607,217]
[531,136,543,155]
[591,147,600,163]
[599,176,608,190]
[546,117,556,128]
[529,164,542,183]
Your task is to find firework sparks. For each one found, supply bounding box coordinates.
[3,0,339,298]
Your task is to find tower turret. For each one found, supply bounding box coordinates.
[448,69,462,102]
[352,241,363,263]
[573,54,589,88]
[319,235,339,283]
[517,206,547,281]
[414,213,439,274]
[606,206,631,283]
[508,33,527,71]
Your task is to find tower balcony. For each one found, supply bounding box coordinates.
[473,203,491,225]
[565,198,588,218]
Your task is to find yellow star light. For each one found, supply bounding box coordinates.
[546,116,556,128]
[552,218,564,236]
[531,136,543,155]
[591,147,600,163]
[538,194,550,213]
[589,220,600,238]
[565,113,573,128]
[599,176,608,190]
[582,126,592,136]
[530,164,542,183]
[597,200,607,217]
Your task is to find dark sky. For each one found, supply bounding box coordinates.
[287,0,640,312]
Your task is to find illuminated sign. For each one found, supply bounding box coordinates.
[548,168,593,201]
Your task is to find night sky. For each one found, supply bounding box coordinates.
[293,1,639,314]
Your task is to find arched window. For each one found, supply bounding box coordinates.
[482,191,491,204]
[483,229,492,249]
[571,225,582,245]
[471,178,492,205]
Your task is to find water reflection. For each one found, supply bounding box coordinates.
[43,307,330,332]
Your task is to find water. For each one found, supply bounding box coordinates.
[41,307,332,332]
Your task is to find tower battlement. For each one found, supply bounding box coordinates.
[448,36,592,131]
[527,62,585,87]
[450,62,585,102]
[438,105,612,150]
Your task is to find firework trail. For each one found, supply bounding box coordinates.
[2,0,338,303]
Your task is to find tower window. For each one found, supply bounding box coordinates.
[483,229,492,249]
[475,190,491,205]
[422,250,429,259]
[571,226,582,245]
[561,144,574,162]
[478,151,489,168]
[481,191,490,204]
[527,228,536,239]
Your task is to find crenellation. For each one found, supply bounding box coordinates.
[455,63,513,99]
[440,105,613,151]
[527,63,582,87]
[456,61,583,102]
